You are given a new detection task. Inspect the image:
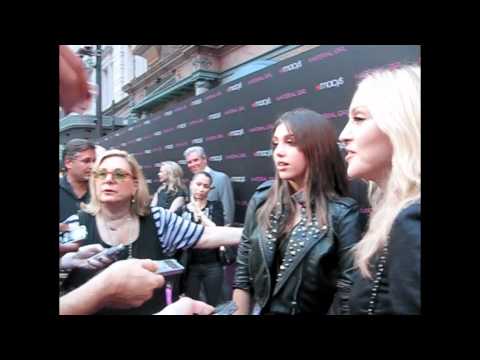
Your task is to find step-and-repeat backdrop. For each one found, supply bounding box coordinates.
[96,45,420,224]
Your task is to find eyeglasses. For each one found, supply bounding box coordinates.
[93,168,134,182]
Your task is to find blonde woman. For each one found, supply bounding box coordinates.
[339,64,420,314]
[60,149,242,315]
[151,161,187,212]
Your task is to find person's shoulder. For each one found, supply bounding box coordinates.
[249,180,273,205]
[392,199,421,233]
[329,196,359,210]
[396,199,421,220]
[59,175,70,191]
[211,168,229,179]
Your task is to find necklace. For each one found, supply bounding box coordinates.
[265,193,327,283]
[367,244,389,315]
[98,212,137,258]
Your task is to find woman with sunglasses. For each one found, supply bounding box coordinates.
[61,149,242,315]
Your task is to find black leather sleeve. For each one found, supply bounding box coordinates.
[232,195,261,292]
[388,202,421,314]
[328,199,362,315]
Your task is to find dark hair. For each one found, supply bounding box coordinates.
[191,171,213,186]
[62,138,95,162]
[258,108,349,236]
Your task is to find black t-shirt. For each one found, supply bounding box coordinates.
[62,208,205,315]
[59,176,90,222]
[153,188,187,209]
[176,200,224,265]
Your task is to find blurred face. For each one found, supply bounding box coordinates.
[339,95,393,185]
[158,166,168,183]
[94,156,138,205]
[186,152,207,174]
[190,174,211,201]
[272,123,308,191]
[65,148,96,182]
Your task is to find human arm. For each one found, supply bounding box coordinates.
[60,244,105,270]
[59,242,80,256]
[59,45,92,115]
[150,191,159,207]
[169,196,185,213]
[231,194,261,315]
[388,201,421,314]
[151,206,242,255]
[60,258,165,315]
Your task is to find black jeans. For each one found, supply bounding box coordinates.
[185,262,224,306]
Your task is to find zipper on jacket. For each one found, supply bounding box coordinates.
[290,271,303,314]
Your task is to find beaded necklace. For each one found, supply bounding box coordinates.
[265,192,327,283]
[367,244,389,315]
[98,214,137,258]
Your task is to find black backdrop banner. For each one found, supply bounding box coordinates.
[96,45,420,224]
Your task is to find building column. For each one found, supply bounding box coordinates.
[194,80,211,96]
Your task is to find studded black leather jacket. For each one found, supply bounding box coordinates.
[233,181,362,315]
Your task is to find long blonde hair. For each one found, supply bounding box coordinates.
[82,149,152,217]
[352,65,421,278]
[158,161,186,193]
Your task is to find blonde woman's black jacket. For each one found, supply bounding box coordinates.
[233,181,362,315]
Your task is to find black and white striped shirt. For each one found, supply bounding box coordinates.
[60,207,204,256]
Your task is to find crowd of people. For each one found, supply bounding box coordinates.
[59,45,420,315]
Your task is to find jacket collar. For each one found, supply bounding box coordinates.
[257,203,334,297]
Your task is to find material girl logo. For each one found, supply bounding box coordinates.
[206,134,224,142]
[175,141,189,148]
[224,106,245,116]
[251,176,274,182]
[174,105,187,112]
[249,123,274,133]
[205,91,222,101]
[225,153,247,160]
[275,88,307,102]
[307,46,347,63]
[190,118,204,126]
[315,77,344,91]
[248,72,273,85]
[355,62,402,80]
